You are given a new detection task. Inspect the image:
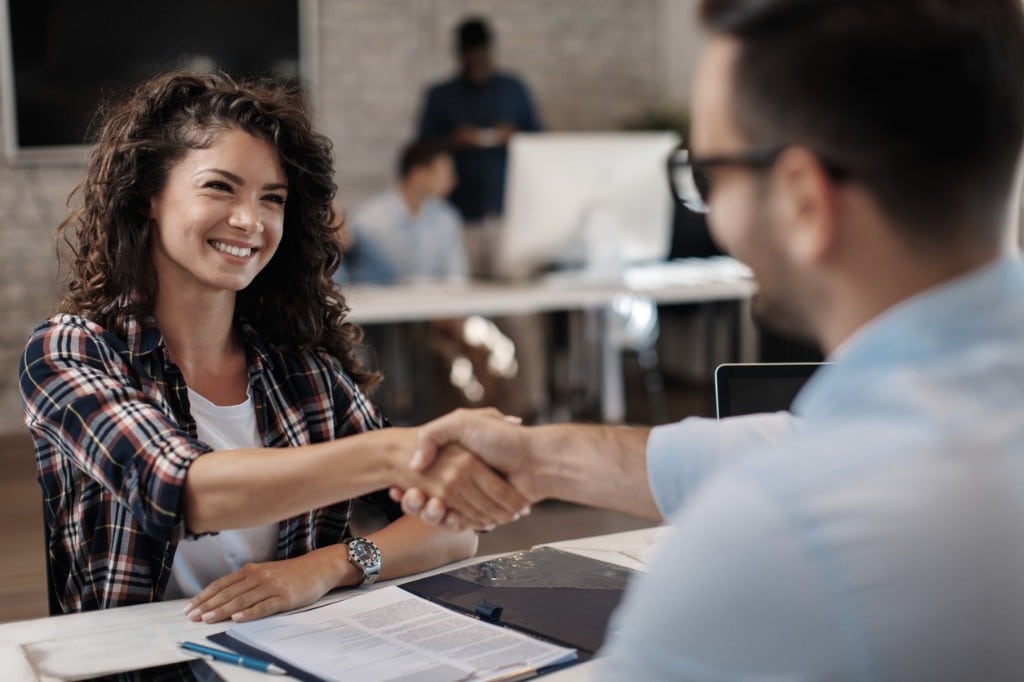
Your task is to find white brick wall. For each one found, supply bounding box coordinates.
[0,0,700,434]
[323,0,689,208]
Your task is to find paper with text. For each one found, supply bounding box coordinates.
[226,585,576,681]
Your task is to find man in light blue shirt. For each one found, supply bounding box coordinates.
[397,0,1024,679]
[340,139,468,285]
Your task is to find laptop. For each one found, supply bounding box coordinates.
[714,362,825,418]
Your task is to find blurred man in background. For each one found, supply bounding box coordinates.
[417,16,542,275]
[417,16,549,422]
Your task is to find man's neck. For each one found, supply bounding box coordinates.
[459,72,492,86]
[818,238,1003,354]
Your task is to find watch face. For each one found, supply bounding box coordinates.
[349,538,381,587]
[350,539,380,567]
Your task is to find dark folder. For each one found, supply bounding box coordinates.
[399,546,636,658]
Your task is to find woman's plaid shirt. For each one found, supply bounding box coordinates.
[20,313,391,612]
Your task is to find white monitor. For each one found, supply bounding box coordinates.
[497,131,681,279]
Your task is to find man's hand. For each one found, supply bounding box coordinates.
[390,408,540,530]
[452,125,482,148]
[183,552,337,624]
[494,123,518,146]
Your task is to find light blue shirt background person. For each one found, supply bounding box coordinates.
[337,139,468,286]
[391,0,1024,679]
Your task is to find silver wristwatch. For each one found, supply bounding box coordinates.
[347,537,382,587]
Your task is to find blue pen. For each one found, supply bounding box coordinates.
[178,640,287,676]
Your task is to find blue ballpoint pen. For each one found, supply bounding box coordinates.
[178,640,287,676]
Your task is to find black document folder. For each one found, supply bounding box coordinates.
[399,546,636,658]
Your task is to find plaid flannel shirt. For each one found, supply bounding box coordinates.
[20,312,391,612]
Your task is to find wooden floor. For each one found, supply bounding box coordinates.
[0,433,48,623]
[0,379,711,624]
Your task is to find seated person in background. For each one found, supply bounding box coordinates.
[18,71,518,620]
[344,139,468,285]
[341,140,512,411]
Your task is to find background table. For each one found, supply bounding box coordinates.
[344,258,756,423]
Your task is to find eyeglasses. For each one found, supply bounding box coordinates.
[666,145,786,214]
[666,144,847,214]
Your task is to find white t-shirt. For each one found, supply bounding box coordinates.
[163,388,279,600]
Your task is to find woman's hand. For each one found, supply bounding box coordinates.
[183,549,347,624]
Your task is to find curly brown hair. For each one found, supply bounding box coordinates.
[57,70,379,391]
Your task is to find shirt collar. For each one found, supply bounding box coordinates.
[123,313,165,361]
[123,311,272,374]
[793,254,1024,417]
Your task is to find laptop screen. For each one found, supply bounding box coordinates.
[714,363,824,418]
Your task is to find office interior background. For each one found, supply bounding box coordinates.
[1,0,1022,623]
[0,0,707,434]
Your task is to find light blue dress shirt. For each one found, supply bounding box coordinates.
[344,189,469,285]
[600,256,1024,681]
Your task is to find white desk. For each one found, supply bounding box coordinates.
[0,527,668,681]
[344,258,754,324]
[344,258,755,422]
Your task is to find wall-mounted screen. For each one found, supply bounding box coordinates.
[0,0,316,165]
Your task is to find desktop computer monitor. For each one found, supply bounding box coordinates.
[496,131,681,279]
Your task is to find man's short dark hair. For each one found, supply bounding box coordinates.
[398,139,450,179]
[700,0,1024,242]
[457,17,492,52]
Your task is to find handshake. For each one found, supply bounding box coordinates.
[387,408,661,531]
[388,408,537,532]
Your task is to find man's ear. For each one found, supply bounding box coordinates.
[772,146,839,264]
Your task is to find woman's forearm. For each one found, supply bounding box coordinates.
[183,428,417,533]
[366,516,478,583]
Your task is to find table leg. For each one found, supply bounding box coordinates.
[600,306,626,424]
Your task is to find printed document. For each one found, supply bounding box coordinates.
[227,585,577,681]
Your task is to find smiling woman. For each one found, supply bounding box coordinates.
[18,71,529,621]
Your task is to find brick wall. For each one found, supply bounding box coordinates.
[0,161,78,436]
[320,0,691,206]
[0,0,702,435]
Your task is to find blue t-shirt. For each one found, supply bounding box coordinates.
[418,72,542,221]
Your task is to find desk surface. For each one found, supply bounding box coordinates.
[344,258,754,324]
[0,527,668,681]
